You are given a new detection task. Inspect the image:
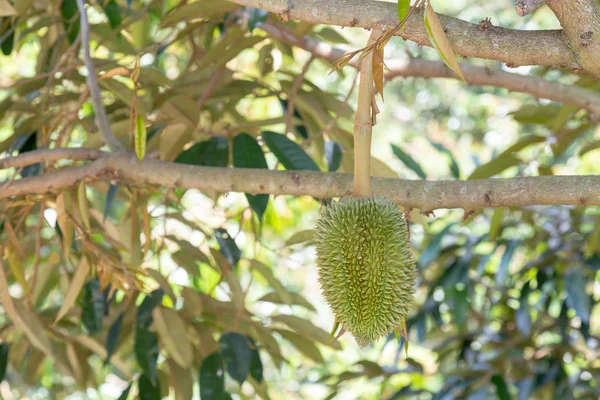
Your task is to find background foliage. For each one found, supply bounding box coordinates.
[1,0,600,399]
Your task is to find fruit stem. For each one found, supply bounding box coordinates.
[353,29,382,197]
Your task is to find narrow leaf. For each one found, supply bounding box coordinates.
[103,0,122,29]
[60,0,80,44]
[325,140,343,172]
[233,133,269,220]
[175,136,229,167]
[81,280,104,334]
[565,267,591,324]
[219,332,252,384]
[262,131,320,171]
[118,383,133,400]
[135,114,147,161]
[424,4,465,82]
[489,208,505,242]
[397,0,410,22]
[104,184,119,221]
[249,339,263,383]
[214,228,241,268]
[55,257,91,324]
[497,240,518,285]
[105,311,125,365]
[139,374,161,400]
[135,290,164,384]
[0,343,8,382]
[391,144,427,179]
[491,375,511,400]
[199,352,227,400]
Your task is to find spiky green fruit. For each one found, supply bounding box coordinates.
[314,196,416,348]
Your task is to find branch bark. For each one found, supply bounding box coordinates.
[229,0,577,69]
[261,21,600,116]
[76,0,125,152]
[0,148,103,170]
[546,0,600,78]
[2,152,600,211]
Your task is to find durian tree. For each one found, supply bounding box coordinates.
[1,0,600,399]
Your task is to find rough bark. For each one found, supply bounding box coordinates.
[2,151,600,211]
[229,0,577,69]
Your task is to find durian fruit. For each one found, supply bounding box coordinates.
[314,196,416,348]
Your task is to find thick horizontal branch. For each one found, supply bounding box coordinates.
[262,21,600,116]
[230,0,576,69]
[2,152,600,211]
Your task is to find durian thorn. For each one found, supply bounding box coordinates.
[329,320,340,340]
[334,326,347,341]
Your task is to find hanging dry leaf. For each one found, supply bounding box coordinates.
[152,307,194,368]
[0,0,16,16]
[424,4,466,82]
[54,257,91,325]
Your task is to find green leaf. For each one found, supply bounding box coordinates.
[245,7,269,32]
[81,280,104,335]
[135,115,147,161]
[219,332,252,384]
[262,131,320,171]
[429,140,460,178]
[275,328,324,363]
[200,352,228,400]
[0,343,8,382]
[257,291,316,311]
[233,133,269,220]
[175,136,229,167]
[251,260,292,306]
[271,314,341,349]
[0,18,14,55]
[451,287,468,330]
[214,228,241,268]
[60,0,80,44]
[391,144,427,179]
[249,339,263,383]
[565,267,591,324]
[135,290,164,384]
[139,374,161,400]
[497,240,518,285]
[516,282,532,337]
[491,374,511,400]
[469,135,544,180]
[117,383,133,400]
[105,311,124,365]
[489,208,505,242]
[397,0,410,22]
[468,154,519,180]
[325,140,343,172]
[103,184,119,221]
[419,224,455,268]
[423,4,465,81]
[103,0,122,29]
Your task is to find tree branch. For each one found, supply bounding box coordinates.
[0,148,103,170]
[75,0,125,152]
[2,152,600,211]
[260,21,600,116]
[515,0,547,16]
[228,0,576,69]
[546,0,600,78]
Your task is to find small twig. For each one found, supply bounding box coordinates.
[285,55,315,134]
[75,0,125,152]
[196,67,227,110]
